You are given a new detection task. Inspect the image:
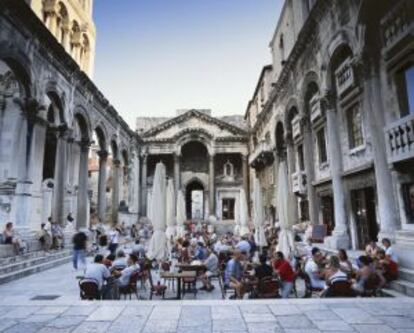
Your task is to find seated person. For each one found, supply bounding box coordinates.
[236,236,251,256]
[382,238,398,263]
[338,249,353,275]
[180,240,190,263]
[273,251,295,298]
[365,240,379,258]
[304,247,327,290]
[194,242,207,261]
[84,254,111,295]
[325,255,348,286]
[224,250,244,299]
[254,254,273,280]
[131,239,146,258]
[103,254,115,268]
[352,255,384,294]
[376,249,398,282]
[116,254,140,288]
[37,223,51,251]
[200,248,219,291]
[3,222,23,254]
[112,250,128,271]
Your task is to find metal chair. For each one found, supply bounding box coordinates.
[79,278,100,300]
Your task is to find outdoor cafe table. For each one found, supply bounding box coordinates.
[176,263,206,276]
[160,271,197,300]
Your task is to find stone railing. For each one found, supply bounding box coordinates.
[385,113,414,164]
[310,95,322,124]
[381,0,413,51]
[335,57,355,96]
[292,171,307,194]
[292,115,302,139]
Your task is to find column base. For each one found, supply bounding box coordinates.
[377,229,396,243]
[324,232,350,250]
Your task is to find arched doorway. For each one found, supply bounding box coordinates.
[185,180,204,220]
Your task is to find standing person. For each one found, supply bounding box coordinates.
[273,251,295,298]
[108,225,120,256]
[72,229,88,271]
[130,224,138,241]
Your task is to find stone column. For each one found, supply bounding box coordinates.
[324,94,350,248]
[141,154,148,217]
[209,154,215,216]
[97,150,108,222]
[77,140,90,229]
[365,71,399,240]
[242,154,249,200]
[52,125,68,226]
[129,151,140,214]
[111,159,120,224]
[302,117,318,225]
[45,12,57,33]
[174,153,181,194]
[61,27,70,51]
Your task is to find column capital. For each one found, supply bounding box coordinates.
[97,150,109,160]
[113,159,121,167]
[14,97,46,118]
[320,90,336,112]
[79,139,91,152]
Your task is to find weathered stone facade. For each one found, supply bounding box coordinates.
[247,0,414,268]
[0,1,140,239]
[137,110,249,230]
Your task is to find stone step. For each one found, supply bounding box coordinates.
[0,255,72,285]
[399,267,414,283]
[381,287,409,298]
[0,250,71,275]
[0,250,49,265]
[390,279,414,297]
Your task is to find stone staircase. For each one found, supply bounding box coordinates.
[0,249,72,285]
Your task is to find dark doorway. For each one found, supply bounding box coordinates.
[185,181,204,220]
[42,128,57,180]
[222,198,235,220]
[321,195,335,236]
[351,187,378,249]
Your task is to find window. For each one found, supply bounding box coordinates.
[297,144,305,171]
[316,128,327,164]
[222,198,235,220]
[347,104,364,149]
[403,183,414,224]
[396,66,414,117]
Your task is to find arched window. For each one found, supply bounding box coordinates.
[223,160,234,178]
[56,2,69,45]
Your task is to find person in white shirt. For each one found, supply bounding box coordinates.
[108,226,120,256]
[111,249,128,271]
[116,254,140,288]
[235,235,251,255]
[382,238,398,263]
[304,247,326,290]
[84,254,111,291]
[200,248,219,291]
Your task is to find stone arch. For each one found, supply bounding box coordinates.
[94,125,108,151]
[45,90,65,126]
[300,70,321,114]
[73,112,90,141]
[275,121,286,159]
[72,105,92,140]
[176,129,213,156]
[326,43,355,94]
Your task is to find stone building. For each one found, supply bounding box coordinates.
[0,1,140,242]
[137,109,249,231]
[247,0,414,269]
[26,0,96,77]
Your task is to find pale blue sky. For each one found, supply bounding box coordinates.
[93,1,283,127]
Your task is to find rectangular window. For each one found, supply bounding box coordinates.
[297,144,305,171]
[316,128,327,164]
[222,198,235,220]
[396,65,414,117]
[347,104,364,149]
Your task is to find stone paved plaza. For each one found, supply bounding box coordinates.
[0,298,413,332]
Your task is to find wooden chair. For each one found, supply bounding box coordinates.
[323,281,356,298]
[79,279,100,300]
[147,269,167,300]
[257,277,280,299]
[118,272,141,300]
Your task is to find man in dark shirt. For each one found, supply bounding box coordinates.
[255,254,273,280]
[73,230,88,270]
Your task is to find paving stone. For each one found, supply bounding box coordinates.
[1,306,39,319]
[211,306,241,320]
[269,305,301,316]
[62,306,98,317]
[142,319,179,333]
[239,305,271,314]
[37,327,74,333]
[0,319,17,332]
[332,308,382,324]
[149,306,181,320]
[243,313,277,322]
[121,305,153,318]
[177,325,212,333]
[46,315,87,328]
[305,310,341,321]
[21,314,58,323]
[353,324,396,333]
[3,322,44,333]
[86,306,124,321]
[72,321,112,333]
[36,306,69,315]
[276,315,314,329]
[297,304,329,312]
[284,330,322,333]
[246,321,282,333]
[212,319,246,331]
[107,317,147,333]
[313,320,354,331]
[381,316,414,329]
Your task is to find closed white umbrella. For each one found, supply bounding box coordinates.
[146,190,153,222]
[147,162,168,261]
[176,190,186,238]
[253,178,267,247]
[165,179,176,241]
[234,195,240,236]
[239,189,250,236]
[276,161,296,259]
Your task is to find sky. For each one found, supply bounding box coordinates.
[93,1,283,128]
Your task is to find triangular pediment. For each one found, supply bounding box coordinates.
[141,110,247,142]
